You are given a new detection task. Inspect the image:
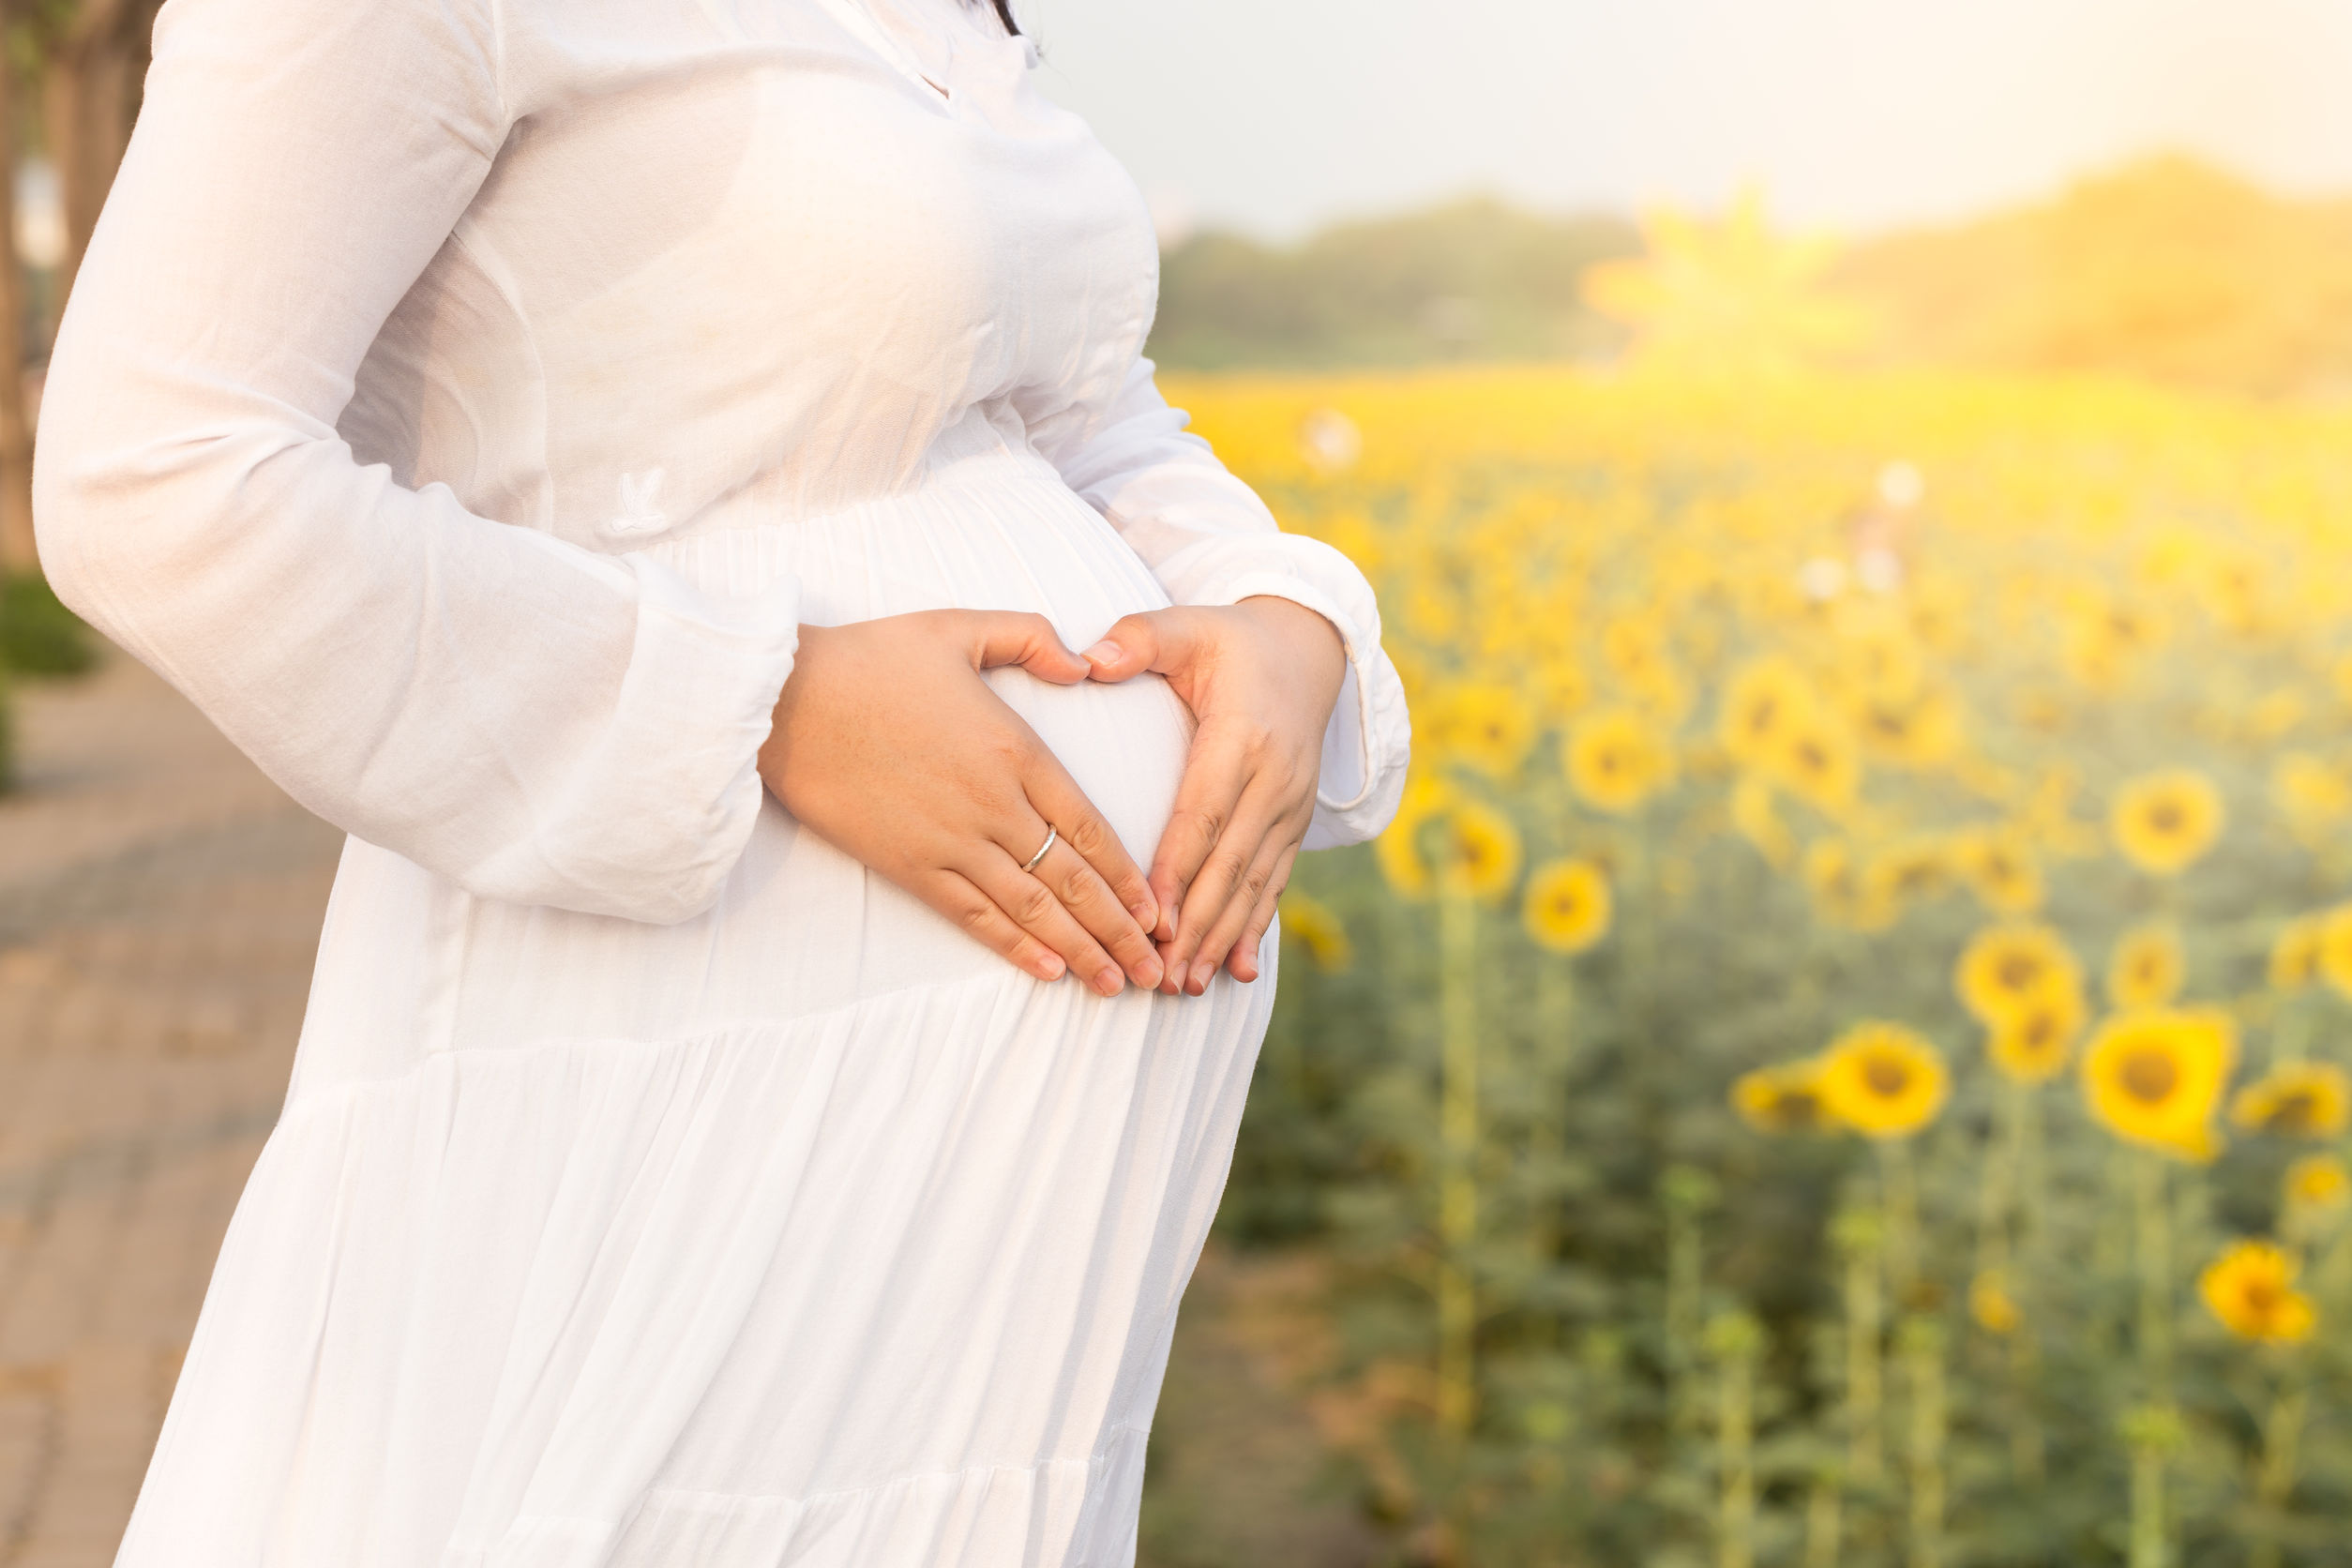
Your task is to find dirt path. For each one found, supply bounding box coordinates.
[0,656,341,1565]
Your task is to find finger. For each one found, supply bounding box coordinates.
[1019,751,1159,935]
[1144,720,1254,944]
[921,867,1070,984]
[1082,609,1203,683]
[1027,834,1165,991]
[967,611,1089,685]
[962,845,1128,999]
[1224,843,1299,983]
[1164,786,1286,993]
[1178,820,1289,995]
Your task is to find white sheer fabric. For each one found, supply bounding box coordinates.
[32,0,1410,1562]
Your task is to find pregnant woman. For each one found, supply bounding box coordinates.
[31,0,1409,1561]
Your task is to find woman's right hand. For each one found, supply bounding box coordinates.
[758,610,1165,997]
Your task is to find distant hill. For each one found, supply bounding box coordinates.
[1831,156,2352,397]
[1153,159,2352,397]
[1147,199,1639,370]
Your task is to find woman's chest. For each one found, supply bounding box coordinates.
[468,0,1156,415]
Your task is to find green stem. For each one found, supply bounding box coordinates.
[1530,960,1575,1268]
[2122,1404,2183,1568]
[1881,1139,1922,1308]
[1903,1319,1946,1568]
[1437,884,1479,1450]
[2131,1441,2167,1568]
[1668,1196,1705,1428]
[2016,1084,2046,1265]
[2134,1153,2172,1399]
[1838,1212,1885,1490]
[2009,1324,2045,1487]
[1805,1476,1843,1568]
[1712,1317,1759,1568]
[2252,1386,2308,1568]
[2272,996,2311,1068]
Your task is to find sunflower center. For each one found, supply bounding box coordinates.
[2119,1048,2179,1103]
[1863,1056,1911,1096]
[2243,1278,2284,1315]
[2149,802,2184,834]
[2275,1091,2318,1133]
[1997,955,2043,990]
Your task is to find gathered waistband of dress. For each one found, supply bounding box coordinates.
[634,440,1132,603]
[639,439,1077,549]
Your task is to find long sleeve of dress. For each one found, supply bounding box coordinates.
[31,0,803,925]
[1041,358,1410,849]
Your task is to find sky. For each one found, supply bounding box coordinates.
[1020,0,2352,244]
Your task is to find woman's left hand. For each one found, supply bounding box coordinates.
[1083,597,1347,993]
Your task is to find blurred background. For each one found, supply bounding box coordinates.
[6,2,2352,1564]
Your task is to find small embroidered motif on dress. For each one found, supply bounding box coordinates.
[607,469,671,537]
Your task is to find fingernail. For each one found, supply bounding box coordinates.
[1035,954,1065,980]
[1082,639,1122,664]
[1137,953,1165,989]
[1131,897,1159,930]
[1191,959,1215,992]
[1093,967,1123,998]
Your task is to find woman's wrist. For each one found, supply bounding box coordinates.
[1234,595,1347,714]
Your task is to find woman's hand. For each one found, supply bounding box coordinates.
[1083,597,1347,992]
[760,610,1164,997]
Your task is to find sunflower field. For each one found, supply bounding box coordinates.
[1165,364,2352,1567]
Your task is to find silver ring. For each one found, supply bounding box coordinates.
[1020,824,1059,874]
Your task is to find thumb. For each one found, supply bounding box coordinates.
[968,611,1090,685]
[1082,610,1199,683]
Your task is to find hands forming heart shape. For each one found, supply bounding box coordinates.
[759,597,1348,997]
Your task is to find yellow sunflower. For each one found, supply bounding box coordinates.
[1373,777,1447,898]
[1862,838,1955,912]
[2110,768,2224,876]
[1564,708,1677,814]
[2230,1062,2351,1138]
[1769,712,1862,815]
[1833,617,1924,704]
[1276,890,1354,973]
[1969,1270,2022,1335]
[2270,915,2324,990]
[1955,924,2084,1026]
[1731,1061,1832,1134]
[2199,1241,2316,1345]
[1421,683,1537,779]
[1986,987,2088,1085]
[1433,801,1523,902]
[1729,776,1796,868]
[2106,924,2184,1010]
[1523,859,1613,955]
[1718,656,1817,767]
[2286,1153,2351,1214]
[1952,828,2044,915]
[2318,904,2352,1000]
[2272,753,2351,845]
[1850,686,1965,770]
[1802,838,1881,930]
[2080,1007,2238,1162]
[1815,1022,1950,1139]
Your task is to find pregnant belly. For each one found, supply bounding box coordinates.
[413,452,1197,1053]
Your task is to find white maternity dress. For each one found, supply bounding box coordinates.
[29,0,1410,1562]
